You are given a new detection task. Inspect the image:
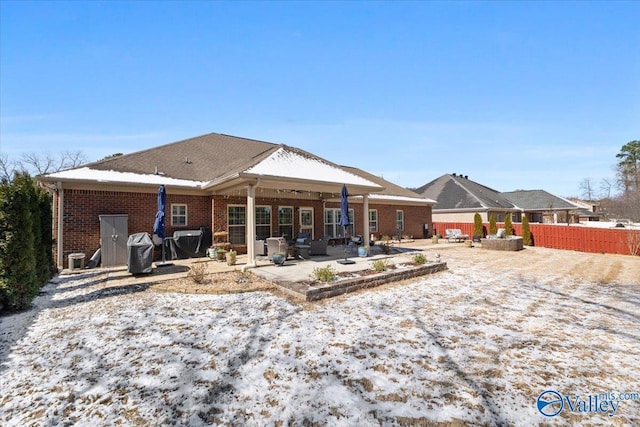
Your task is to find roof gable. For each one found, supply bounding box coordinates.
[415,174,515,210]
[241,146,379,189]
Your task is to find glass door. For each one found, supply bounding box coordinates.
[299,207,314,239]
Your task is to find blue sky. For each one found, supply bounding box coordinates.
[1,1,638,197]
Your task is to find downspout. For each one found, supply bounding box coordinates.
[242,183,257,272]
[56,182,64,270]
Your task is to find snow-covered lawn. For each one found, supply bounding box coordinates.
[1,258,638,426]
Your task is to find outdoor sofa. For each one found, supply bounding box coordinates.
[445,229,469,242]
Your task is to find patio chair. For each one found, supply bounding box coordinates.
[487,228,506,239]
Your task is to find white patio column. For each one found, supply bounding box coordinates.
[243,184,257,271]
[57,183,64,269]
[363,194,370,246]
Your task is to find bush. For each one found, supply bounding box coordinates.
[504,214,513,236]
[489,214,497,235]
[311,265,337,282]
[372,259,390,272]
[522,216,532,246]
[473,212,483,238]
[0,173,38,310]
[412,253,427,264]
[187,262,208,284]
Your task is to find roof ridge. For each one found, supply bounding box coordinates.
[85,131,280,169]
[449,174,491,209]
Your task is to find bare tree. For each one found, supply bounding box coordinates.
[1,153,17,181]
[599,178,613,199]
[579,177,595,201]
[18,150,87,176]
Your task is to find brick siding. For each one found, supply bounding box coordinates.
[55,189,432,266]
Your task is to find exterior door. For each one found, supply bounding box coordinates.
[299,208,314,239]
[99,215,128,267]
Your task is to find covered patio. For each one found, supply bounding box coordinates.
[203,145,385,270]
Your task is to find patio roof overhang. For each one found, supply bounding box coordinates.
[203,172,383,196]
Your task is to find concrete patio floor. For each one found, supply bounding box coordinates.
[65,239,463,298]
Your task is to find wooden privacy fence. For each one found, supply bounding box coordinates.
[433,222,640,256]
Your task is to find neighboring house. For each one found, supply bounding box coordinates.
[501,190,581,223]
[39,132,434,269]
[412,174,519,222]
[567,198,603,222]
[413,173,581,224]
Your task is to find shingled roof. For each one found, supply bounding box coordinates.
[413,174,515,211]
[41,132,383,195]
[86,132,279,182]
[501,190,579,211]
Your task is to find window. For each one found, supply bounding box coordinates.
[369,209,378,233]
[228,205,246,244]
[299,208,314,238]
[171,204,187,226]
[278,206,293,239]
[396,210,404,232]
[255,206,272,240]
[324,208,354,238]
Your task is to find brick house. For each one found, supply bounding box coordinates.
[39,132,435,269]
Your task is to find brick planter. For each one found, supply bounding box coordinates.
[481,236,524,251]
[277,262,448,302]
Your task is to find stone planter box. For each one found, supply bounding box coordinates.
[481,236,523,251]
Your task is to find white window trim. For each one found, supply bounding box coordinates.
[369,209,378,233]
[396,209,404,231]
[171,203,188,227]
[324,207,355,238]
[228,204,247,245]
[255,205,272,239]
[278,206,294,238]
[299,207,314,239]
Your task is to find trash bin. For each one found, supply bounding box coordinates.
[127,232,154,274]
[68,253,86,271]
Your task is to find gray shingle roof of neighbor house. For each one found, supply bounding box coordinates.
[501,190,579,211]
[413,174,516,210]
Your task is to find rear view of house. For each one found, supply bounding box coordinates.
[39,132,435,269]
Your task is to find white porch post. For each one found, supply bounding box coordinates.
[57,183,64,269]
[243,184,257,271]
[363,194,370,246]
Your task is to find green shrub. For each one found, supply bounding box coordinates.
[522,216,532,246]
[311,265,337,282]
[372,259,390,272]
[504,214,513,236]
[412,253,427,264]
[0,173,38,310]
[489,214,497,235]
[473,212,483,238]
